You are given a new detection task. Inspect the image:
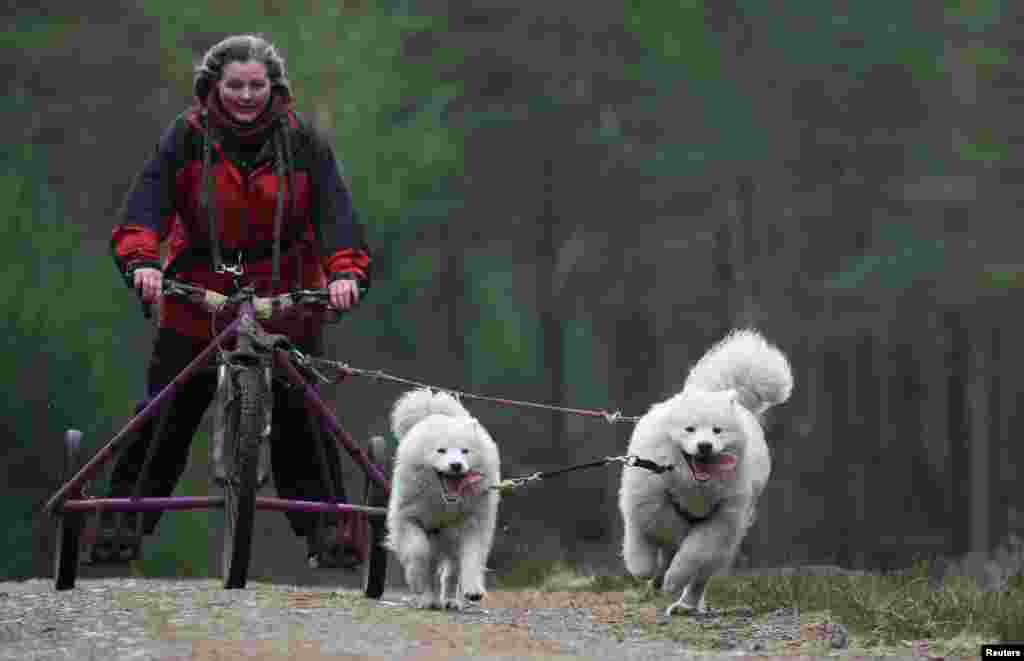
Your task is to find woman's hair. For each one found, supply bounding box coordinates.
[193,34,292,103]
[193,35,297,289]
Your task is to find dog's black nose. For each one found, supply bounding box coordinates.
[697,442,713,456]
[448,462,464,473]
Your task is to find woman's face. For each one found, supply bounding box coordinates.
[217,60,271,123]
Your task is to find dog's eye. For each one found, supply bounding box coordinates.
[461,448,471,454]
[712,427,722,434]
[436,449,446,454]
[684,426,695,433]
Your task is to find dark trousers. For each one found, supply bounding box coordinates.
[107,328,347,537]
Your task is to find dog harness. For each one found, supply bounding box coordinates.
[668,495,720,525]
[420,511,467,536]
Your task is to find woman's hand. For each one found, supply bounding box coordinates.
[328,278,360,310]
[133,267,163,304]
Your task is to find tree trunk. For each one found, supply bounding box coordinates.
[728,175,758,327]
[850,333,870,569]
[539,156,566,465]
[439,221,464,368]
[967,322,991,553]
[946,310,971,555]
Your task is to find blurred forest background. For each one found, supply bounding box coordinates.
[3,0,1023,583]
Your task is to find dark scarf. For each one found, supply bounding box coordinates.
[201,88,290,145]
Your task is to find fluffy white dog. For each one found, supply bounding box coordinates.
[618,329,793,616]
[385,388,501,610]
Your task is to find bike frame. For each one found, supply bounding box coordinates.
[43,297,390,528]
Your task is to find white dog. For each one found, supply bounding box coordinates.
[385,388,501,610]
[618,329,793,615]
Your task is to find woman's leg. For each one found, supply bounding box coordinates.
[268,333,357,566]
[106,329,216,535]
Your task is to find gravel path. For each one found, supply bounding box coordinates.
[0,577,814,661]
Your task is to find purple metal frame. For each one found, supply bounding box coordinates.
[60,497,386,517]
[43,299,391,520]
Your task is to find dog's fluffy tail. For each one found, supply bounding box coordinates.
[390,387,471,439]
[684,328,793,415]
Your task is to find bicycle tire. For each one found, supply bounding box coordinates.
[54,429,83,591]
[363,435,392,599]
[222,366,267,589]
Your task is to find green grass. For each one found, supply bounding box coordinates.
[705,567,1024,644]
[494,558,580,590]
[501,544,1024,652]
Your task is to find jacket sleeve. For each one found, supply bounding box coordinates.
[110,116,185,277]
[311,130,372,289]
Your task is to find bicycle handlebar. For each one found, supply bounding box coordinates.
[137,278,356,324]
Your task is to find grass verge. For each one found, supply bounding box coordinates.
[505,552,1024,655]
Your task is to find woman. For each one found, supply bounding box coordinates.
[102,34,371,569]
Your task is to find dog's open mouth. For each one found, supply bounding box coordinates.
[683,452,738,482]
[436,470,484,500]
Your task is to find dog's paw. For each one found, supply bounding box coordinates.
[413,594,442,610]
[443,598,465,611]
[665,597,705,617]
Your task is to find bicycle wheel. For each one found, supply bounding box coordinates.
[363,434,392,599]
[221,366,267,589]
[54,429,84,591]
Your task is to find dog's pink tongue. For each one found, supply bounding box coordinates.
[446,471,483,496]
[694,454,737,480]
[460,471,483,495]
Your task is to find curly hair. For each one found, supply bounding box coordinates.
[193,34,292,103]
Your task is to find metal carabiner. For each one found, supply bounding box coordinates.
[216,250,245,277]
